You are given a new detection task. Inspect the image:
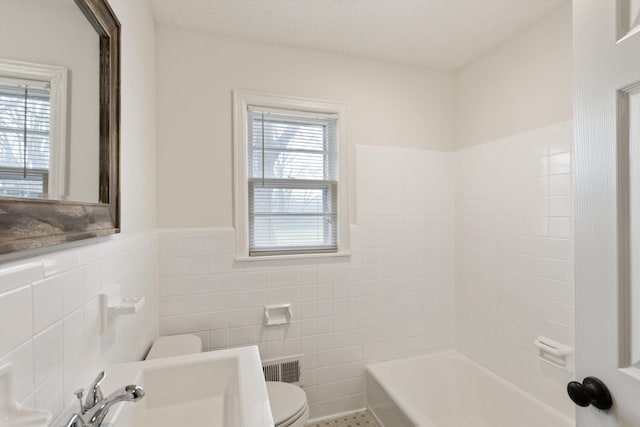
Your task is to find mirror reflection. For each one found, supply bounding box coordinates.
[0,80,51,198]
[0,0,100,203]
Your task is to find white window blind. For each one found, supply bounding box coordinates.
[247,107,339,256]
[0,79,51,198]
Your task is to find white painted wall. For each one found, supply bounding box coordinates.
[0,0,100,202]
[0,0,159,423]
[116,0,158,233]
[455,4,573,149]
[155,27,455,228]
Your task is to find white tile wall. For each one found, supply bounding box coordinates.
[0,232,159,423]
[154,124,573,420]
[158,146,456,419]
[455,121,574,417]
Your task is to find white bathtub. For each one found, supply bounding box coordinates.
[365,350,574,427]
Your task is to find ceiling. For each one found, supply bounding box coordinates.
[149,0,569,70]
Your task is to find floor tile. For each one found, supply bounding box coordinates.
[307,410,379,427]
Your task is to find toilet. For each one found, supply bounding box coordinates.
[146,334,310,427]
[264,381,309,427]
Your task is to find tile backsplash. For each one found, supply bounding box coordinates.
[0,232,159,422]
[455,121,574,417]
[158,146,456,418]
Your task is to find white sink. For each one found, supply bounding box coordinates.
[101,345,274,427]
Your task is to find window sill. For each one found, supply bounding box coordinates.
[234,251,351,262]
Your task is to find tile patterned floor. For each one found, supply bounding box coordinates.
[307,410,379,427]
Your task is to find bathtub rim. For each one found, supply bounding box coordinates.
[365,348,574,427]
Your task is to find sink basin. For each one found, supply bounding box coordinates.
[100,345,274,427]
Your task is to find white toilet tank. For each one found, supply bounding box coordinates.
[145,334,202,360]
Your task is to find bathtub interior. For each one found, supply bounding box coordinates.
[366,350,573,427]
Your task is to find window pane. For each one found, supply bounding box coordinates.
[0,82,51,196]
[250,116,326,151]
[0,132,49,169]
[250,150,328,180]
[247,106,339,255]
[0,171,46,198]
[252,184,330,214]
[251,215,335,250]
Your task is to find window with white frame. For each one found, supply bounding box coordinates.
[233,91,349,258]
[0,60,67,200]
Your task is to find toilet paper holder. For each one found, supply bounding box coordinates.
[264,304,292,326]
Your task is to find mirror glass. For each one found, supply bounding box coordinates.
[0,0,99,203]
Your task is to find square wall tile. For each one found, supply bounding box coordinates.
[0,286,33,355]
[32,275,64,334]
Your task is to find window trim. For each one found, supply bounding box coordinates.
[233,90,350,260]
[0,59,68,199]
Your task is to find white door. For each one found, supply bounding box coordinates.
[574,1,640,426]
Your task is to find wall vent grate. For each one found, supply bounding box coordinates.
[262,354,302,385]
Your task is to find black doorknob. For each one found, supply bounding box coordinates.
[567,377,612,410]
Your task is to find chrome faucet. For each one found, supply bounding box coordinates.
[84,371,105,412]
[62,372,145,427]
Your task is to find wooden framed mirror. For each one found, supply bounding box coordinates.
[0,0,120,255]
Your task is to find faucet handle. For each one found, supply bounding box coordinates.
[74,388,85,414]
[63,413,87,427]
[85,371,105,410]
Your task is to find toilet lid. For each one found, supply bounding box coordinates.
[266,382,307,426]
